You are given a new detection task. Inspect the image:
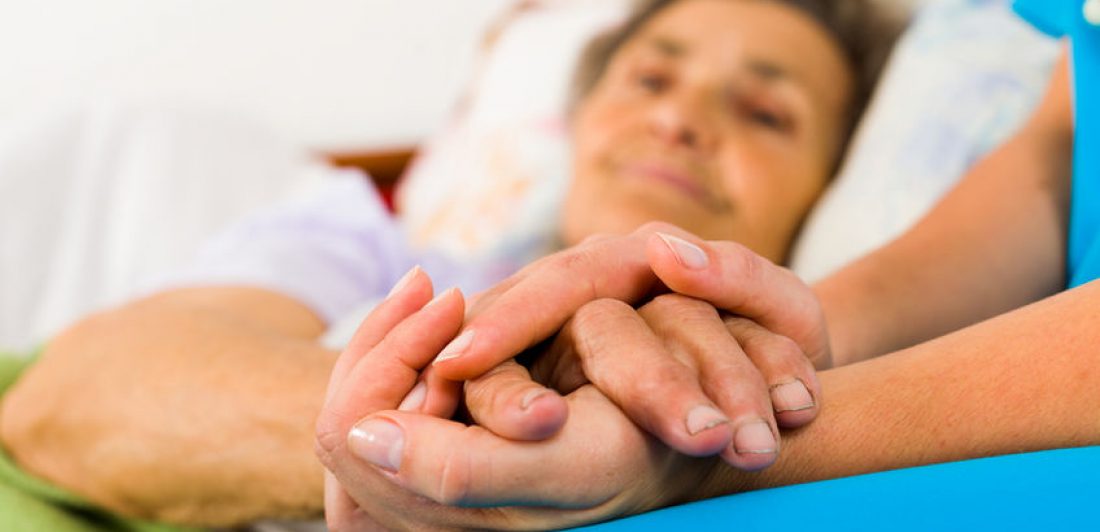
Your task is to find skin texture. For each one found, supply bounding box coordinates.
[317,51,1089,530]
[562,0,853,263]
[319,272,1100,531]
[0,0,854,525]
[0,288,336,524]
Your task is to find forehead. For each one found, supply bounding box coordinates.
[622,0,852,109]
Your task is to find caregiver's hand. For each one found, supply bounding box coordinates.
[433,223,831,376]
[315,270,711,531]
[432,222,830,450]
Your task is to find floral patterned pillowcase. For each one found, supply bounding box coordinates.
[395,0,631,267]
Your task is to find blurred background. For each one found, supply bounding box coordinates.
[0,0,1060,353]
[0,0,510,150]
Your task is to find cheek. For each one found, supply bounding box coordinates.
[716,149,828,228]
[573,97,639,163]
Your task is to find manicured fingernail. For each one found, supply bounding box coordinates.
[425,287,459,309]
[656,233,709,270]
[348,419,404,473]
[734,421,777,455]
[686,405,731,435]
[521,389,551,411]
[771,381,815,412]
[433,330,475,364]
[387,265,421,299]
[398,381,428,412]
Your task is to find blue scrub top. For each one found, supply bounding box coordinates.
[1015,0,1100,287]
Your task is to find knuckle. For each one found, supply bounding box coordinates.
[435,428,481,505]
[704,362,770,411]
[635,220,680,236]
[769,335,804,362]
[730,242,761,284]
[579,232,613,246]
[642,294,715,323]
[314,415,346,468]
[573,299,632,331]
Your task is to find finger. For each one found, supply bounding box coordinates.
[569,298,734,457]
[324,265,433,405]
[316,288,465,466]
[396,365,463,420]
[645,232,832,368]
[432,222,696,381]
[725,317,822,428]
[324,471,385,532]
[347,385,651,513]
[463,360,568,441]
[528,333,589,394]
[636,295,779,470]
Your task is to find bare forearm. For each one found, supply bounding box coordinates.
[0,287,337,526]
[817,55,1074,365]
[703,280,1100,496]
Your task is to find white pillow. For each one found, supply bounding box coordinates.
[788,0,1061,281]
[396,0,632,267]
[398,0,1056,285]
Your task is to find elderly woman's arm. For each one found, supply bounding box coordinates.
[0,286,336,526]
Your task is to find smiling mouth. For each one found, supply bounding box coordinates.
[619,162,731,212]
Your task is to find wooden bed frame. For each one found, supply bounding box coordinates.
[325,146,417,209]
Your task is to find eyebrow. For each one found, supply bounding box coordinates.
[649,36,686,57]
[747,59,790,82]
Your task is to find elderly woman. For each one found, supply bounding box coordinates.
[0,0,891,527]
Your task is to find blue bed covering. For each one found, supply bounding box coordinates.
[585,446,1099,530]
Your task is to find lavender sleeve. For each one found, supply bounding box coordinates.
[156,170,417,324]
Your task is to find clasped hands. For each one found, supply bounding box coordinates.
[315,223,831,530]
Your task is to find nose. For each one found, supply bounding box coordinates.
[647,89,716,152]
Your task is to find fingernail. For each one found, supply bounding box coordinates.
[398,381,428,412]
[425,287,459,309]
[521,389,550,411]
[734,421,777,455]
[771,381,815,412]
[656,233,709,270]
[433,330,475,364]
[387,265,421,299]
[348,419,404,473]
[686,405,731,435]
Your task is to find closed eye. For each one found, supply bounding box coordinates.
[637,72,670,93]
[745,107,787,130]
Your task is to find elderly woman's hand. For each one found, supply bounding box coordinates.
[464,293,821,470]
[427,223,829,465]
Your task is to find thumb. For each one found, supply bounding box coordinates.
[646,232,831,368]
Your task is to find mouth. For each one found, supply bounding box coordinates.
[618,161,723,209]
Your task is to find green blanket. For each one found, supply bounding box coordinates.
[0,353,199,532]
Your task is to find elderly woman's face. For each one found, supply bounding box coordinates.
[562,0,854,262]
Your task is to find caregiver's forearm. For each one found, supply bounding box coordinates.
[816,52,1074,365]
[700,279,1100,497]
[0,287,336,526]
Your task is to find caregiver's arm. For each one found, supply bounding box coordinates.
[818,50,1074,364]
[0,286,336,526]
[701,279,1100,498]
